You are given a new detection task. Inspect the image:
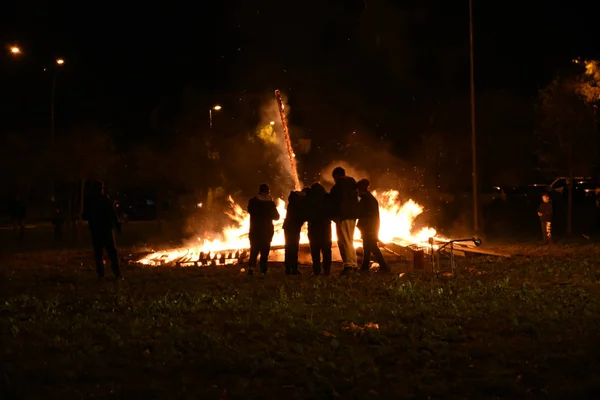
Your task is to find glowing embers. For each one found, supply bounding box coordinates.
[169,250,249,267]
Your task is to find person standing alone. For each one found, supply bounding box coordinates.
[537,192,553,245]
[247,183,280,275]
[330,167,359,274]
[82,181,123,281]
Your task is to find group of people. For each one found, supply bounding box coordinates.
[247,166,390,275]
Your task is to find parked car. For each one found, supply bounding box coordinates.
[548,177,595,193]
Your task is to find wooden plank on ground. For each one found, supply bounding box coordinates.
[452,245,511,258]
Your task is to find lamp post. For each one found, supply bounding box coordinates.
[50,58,65,202]
[209,104,222,129]
[206,105,221,211]
[469,0,480,234]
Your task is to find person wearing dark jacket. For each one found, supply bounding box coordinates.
[357,179,390,272]
[537,192,553,245]
[247,183,280,274]
[306,182,332,275]
[283,187,309,275]
[82,181,123,280]
[330,167,359,274]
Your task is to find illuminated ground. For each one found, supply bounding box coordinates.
[3,237,600,398]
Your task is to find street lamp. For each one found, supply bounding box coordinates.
[10,46,21,55]
[207,105,222,211]
[209,105,221,129]
[50,58,66,201]
[469,0,479,234]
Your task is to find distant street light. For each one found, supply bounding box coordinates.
[209,105,221,129]
[10,46,21,55]
[56,58,64,65]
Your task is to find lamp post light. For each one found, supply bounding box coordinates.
[209,105,221,129]
[9,46,21,55]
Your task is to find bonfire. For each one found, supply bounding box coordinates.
[138,189,445,266]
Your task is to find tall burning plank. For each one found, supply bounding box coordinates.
[274,89,301,191]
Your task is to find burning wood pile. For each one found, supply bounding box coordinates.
[134,190,501,268]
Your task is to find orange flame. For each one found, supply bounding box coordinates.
[138,190,443,266]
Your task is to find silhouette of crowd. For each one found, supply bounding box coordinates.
[246,166,390,275]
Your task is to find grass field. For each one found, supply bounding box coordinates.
[3,236,600,399]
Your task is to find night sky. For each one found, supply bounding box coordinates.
[1,0,599,146]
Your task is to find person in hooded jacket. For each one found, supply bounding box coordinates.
[357,179,390,272]
[247,183,280,274]
[283,187,310,275]
[330,166,359,274]
[306,182,333,275]
[82,181,123,281]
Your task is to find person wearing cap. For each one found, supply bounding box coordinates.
[330,166,360,274]
[247,183,280,274]
[356,179,390,273]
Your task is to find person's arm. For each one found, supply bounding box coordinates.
[330,184,341,204]
[271,201,280,221]
[110,200,122,233]
[356,197,366,219]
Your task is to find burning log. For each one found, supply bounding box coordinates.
[274,89,301,191]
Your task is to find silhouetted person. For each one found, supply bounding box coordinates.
[357,179,390,272]
[307,182,332,276]
[82,181,123,280]
[247,183,280,274]
[283,187,309,275]
[330,167,359,274]
[52,207,65,241]
[8,196,26,238]
[538,192,553,245]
